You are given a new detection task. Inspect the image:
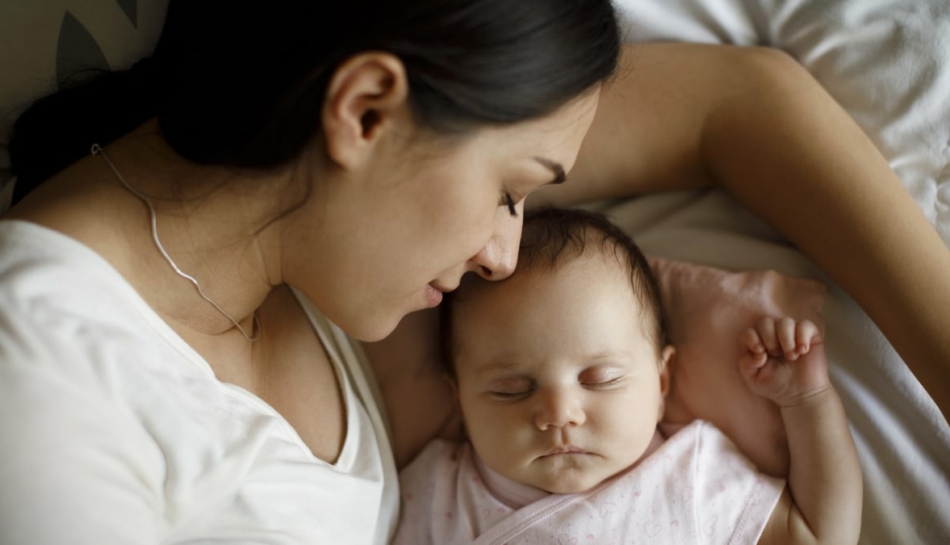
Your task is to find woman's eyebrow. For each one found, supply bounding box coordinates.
[533,156,567,185]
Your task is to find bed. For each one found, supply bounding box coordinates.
[1,1,948,543]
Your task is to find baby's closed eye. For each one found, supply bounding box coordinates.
[579,367,626,388]
[488,377,534,399]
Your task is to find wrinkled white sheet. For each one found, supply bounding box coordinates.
[617,0,950,248]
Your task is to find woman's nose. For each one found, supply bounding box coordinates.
[534,388,586,430]
[469,206,523,281]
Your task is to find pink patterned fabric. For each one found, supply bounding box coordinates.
[394,421,784,545]
[650,257,826,478]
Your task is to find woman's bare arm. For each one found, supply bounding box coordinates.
[541,43,950,424]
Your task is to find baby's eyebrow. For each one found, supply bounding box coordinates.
[473,360,522,378]
[583,350,633,363]
[533,156,567,185]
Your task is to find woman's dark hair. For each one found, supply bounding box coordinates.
[9,0,620,205]
[440,207,668,378]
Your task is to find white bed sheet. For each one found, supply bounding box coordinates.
[614,1,950,542]
[616,0,950,248]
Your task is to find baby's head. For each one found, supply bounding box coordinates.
[441,207,674,494]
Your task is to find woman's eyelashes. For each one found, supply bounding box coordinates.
[502,193,518,217]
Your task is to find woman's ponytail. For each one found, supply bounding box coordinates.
[8,57,161,205]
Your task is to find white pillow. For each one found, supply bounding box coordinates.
[615,0,950,248]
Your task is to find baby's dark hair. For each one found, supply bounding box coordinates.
[440,206,668,377]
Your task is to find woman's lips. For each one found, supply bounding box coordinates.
[425,283,444,307]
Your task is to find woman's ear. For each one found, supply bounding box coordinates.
[657,345,676,422]
[321,52,411,169]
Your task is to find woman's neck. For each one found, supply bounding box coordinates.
[6,123,290,349]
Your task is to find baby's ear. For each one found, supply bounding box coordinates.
[442,372,460,403]
[440,372,468,442]
[657,345,676,422]
[659,345,676,396]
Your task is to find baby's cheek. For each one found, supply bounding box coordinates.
[596,401,658,448]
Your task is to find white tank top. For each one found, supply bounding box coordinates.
[0,220,399,544]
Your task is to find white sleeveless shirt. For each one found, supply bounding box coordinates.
[0,220,399,544]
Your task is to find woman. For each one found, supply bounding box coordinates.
[1,1,947,544]
[1,1,617,543]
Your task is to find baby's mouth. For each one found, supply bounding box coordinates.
[540,445,588,457]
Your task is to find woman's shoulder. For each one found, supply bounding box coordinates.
[0,219,263,461]
[0,220,146,326]
[0,219,209,376]
[0,235,377,541]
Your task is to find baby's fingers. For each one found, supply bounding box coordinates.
[775,317,798,360]
[741,327,767,356]
[795,319,819,354]
[753,317,780,357]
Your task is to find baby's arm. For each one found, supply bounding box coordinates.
[739,317,862,545]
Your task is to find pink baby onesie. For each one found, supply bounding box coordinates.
[394,420,784,545]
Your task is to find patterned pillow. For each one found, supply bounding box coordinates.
[651,257,826,478]
[0,0,170,200]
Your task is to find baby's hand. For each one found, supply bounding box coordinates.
[739,317,831,407]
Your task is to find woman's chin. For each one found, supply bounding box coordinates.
[343,312,405,343]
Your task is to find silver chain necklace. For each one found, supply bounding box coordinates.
[91,143,260,342]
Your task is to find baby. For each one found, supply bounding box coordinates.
[394,208,862,545]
